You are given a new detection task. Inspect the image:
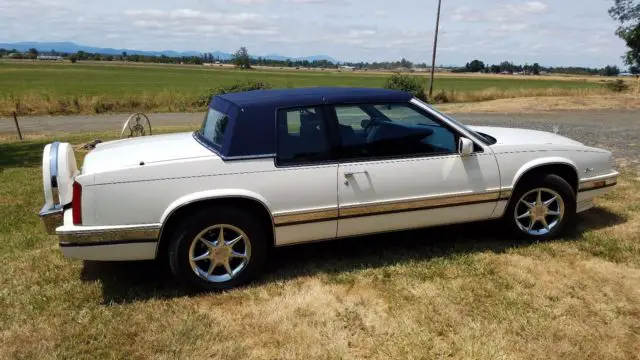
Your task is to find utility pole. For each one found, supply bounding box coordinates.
[428,0,443,98]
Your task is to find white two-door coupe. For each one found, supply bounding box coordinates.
[39,88,618,290]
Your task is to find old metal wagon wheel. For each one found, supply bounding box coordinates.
[120,113,152,138]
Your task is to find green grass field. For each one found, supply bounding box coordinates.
[0,130,639,359]
[0,61,602,98]
[0,61,609,116]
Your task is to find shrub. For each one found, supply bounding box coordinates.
[606,79,629,93]
[90,97,115,114]
[215,79,271,95]
[433,90,450,103]
[384,73,427,101]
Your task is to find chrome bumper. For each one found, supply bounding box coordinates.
[576,171,619,213]
[54,208,160,246]
[578,172,619,192]
[40,206,159,246]
[57,224,160,246]
[39,205,64,235]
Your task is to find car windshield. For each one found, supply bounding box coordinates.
[417,100,493,145]
[198,107,229,149]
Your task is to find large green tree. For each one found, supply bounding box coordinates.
[601,65,621,76]
[609,0,640,70]
[233,47,251,69]
[27,47,38,58]
[465,59,485,72]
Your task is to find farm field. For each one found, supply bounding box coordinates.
[0,61,613,116]
[0,114,639,359]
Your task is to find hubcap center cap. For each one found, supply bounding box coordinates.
[212,247,231,262]
[532,206,546,219]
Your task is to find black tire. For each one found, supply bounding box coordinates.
[168,207,268,291]
[504,173,576,241]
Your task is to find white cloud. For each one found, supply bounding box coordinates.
[0,0,627,67]
[289,0,335,3]
[373,10,388,18]
[123,8,278,37]
[498,23,529,32]
[490,1,549,22]
[231,0,270,4]
[524,1,549,13]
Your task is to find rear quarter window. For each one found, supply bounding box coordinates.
[276,107,331,165]
[199,107,229,148]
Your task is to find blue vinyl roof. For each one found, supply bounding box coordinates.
[218,87,412,109]
[207,87,413,158]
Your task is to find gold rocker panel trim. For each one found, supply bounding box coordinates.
[273,208,339,226]
[274,190,510,227]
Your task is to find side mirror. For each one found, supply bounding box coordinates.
[458,137,474,156]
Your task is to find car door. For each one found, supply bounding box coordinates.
[271,105,339,246]
[332,103,501,238]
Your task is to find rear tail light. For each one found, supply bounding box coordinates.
[72,181,82,225]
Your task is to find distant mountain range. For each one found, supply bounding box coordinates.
[0,41,338,63]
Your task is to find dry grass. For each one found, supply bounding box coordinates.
[0,132,639,359]
[440,94,640,114]
[0,90,200,117]
[432,87,613,104]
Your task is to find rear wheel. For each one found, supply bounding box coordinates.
[505,174,576,240]
[168,207,267,291]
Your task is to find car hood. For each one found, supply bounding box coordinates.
[468,126,584,147]
[82,132,214,174]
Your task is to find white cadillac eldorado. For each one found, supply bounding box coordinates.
[39,87,618,290]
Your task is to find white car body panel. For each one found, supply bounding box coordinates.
[82,132,213,175]
[337,151,501,237]
[40,97,619,262]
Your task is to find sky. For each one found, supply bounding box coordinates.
[0,0,629,67]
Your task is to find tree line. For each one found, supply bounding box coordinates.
[450,59,626,76]
[0,46,633,77]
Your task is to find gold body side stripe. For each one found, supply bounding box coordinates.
[274,190,510,227]
[339,191,501,218]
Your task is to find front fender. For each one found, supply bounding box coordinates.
[510,157,578,189]
[159,189,275,224]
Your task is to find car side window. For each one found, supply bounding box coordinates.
[276,106,331,165]
[333,103,457,160]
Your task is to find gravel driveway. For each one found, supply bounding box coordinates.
[2,110,638,170]
[456,111,639,171]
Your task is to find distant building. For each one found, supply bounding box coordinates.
[37,55,62,61]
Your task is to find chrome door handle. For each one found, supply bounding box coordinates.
[344,171,368,177]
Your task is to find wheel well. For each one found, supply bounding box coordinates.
[514,163,579,194]
[156,197,275,259]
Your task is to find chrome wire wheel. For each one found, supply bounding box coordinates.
[514,188,565,236]
[188,224,251,283]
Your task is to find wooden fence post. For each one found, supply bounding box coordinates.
[12,111,23,140]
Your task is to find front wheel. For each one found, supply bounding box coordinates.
[505,174,576,240]
[168,207,267,291]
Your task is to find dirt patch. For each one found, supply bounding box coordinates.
[439,95,640,114]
